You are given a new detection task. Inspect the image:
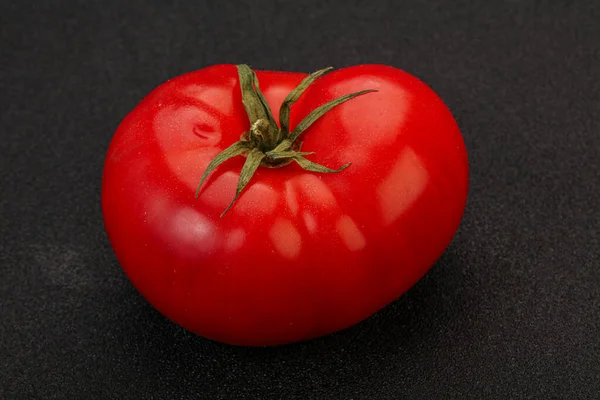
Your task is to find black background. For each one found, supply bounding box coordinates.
[1,0,599,399]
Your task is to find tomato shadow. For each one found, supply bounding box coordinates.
[112,244,477,398]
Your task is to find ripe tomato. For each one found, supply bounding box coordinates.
[101,63,468,346]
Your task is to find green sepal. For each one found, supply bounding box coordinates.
[195,141,251,198]
[267,139,293,154]
[288,89,377,144]
[293,156,351,173]
[250,70,279,143]
[221,148,267,217]
[266,151,315,160]
[278,66,333,138]
[237,65,267,126]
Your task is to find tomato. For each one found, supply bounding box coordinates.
[101,63,468,346]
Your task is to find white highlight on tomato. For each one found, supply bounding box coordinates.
[336,215,366,251]
[296,173,338,208]
[170,207,217,255]
[284,180,299,216]
[225,228,246,253]
[269,218,302,260]
[301,211,317,234]
[377,147,428,225]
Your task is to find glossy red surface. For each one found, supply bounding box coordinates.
[101,64,469,346]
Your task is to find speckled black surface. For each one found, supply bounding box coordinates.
[1,1,599,398]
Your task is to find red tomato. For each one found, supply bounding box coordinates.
[101,63,468,346]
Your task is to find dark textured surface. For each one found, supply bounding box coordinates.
[1,0,599,398]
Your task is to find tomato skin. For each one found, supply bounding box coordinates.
[102,63,468,346]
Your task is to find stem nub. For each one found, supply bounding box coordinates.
[195,64,377,216]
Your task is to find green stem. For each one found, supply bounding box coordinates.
[195,64,377,216]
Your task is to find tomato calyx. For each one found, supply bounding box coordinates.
[195,64,377,216]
